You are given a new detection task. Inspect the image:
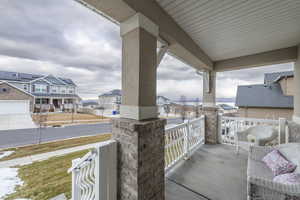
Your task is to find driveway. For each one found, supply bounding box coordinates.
[0,118,183,148]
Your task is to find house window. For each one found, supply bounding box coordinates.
[35,98,41,104]
[23,84,28,91]
[0,88,9,93]
[68,87,74,94]
[51,86,59,93]
[35,84,47,93]
[42,98,49,104]
[60,87,66,93]
[35,98,49,104]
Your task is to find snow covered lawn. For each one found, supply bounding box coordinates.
[0,167,23,200]
[0,151,14,160]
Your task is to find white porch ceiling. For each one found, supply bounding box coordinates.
[156,0,300,61]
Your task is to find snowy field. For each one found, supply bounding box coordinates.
[0,151,25,200]
[0,167,23,200]
[0,151,14,160]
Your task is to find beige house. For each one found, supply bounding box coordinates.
[236,71,294,119]
[0,81,34,112]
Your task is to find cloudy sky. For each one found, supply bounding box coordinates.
[0,0,294,100]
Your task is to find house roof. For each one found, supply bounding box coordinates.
[82,101,99,106]
[235,83,293,109]
[99,89,121,97]
[0,81,34,97]
[0,71,76,86]
[264,71,294,84]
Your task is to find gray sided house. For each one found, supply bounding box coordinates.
[98,89,172,115]
[236,71,294,119]
[0,71,81,112]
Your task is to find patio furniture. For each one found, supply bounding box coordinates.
[235,125,278,154]
[247,144,300,200]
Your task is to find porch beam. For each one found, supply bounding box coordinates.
[76,0,213,71]
[214,46,298,72]
[157,44,168,68]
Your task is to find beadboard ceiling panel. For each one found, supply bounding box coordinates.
[156,0,300,61]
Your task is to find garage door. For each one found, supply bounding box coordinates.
[0,100,30,115]
[0,100,36,130]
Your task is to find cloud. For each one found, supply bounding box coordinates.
[0,0,295,100]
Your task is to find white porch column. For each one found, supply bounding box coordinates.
[293,45,300,124]
[112,13,166,200]
[202,70,219,144]
[119,13,159,120]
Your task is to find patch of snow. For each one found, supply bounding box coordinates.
[0,168,23,200]
[0,151,14,159]
[15,199,30,200]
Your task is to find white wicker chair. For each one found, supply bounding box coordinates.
[248,145,300,200]
[235,125,278,154]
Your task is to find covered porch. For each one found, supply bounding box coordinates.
[165,144,248,200]
[34,96,79,112]
[70,0,300,200]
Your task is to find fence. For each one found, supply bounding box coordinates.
[68,140,117,200]
[69,116,205,200]
[219,115,286,145]
[165,116,205,171]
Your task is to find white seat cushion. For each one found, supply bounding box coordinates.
[279,143,300,174]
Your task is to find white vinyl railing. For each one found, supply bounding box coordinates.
[69,116,205,200]
[68,140,117,200]
[219,115,279,145]
[165,116,205,171]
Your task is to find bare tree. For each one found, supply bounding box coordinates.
[163,104,170,117]
[36,103,48,144]
[179,95,187,122]
[194,98,200,118]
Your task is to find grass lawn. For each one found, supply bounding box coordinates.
[0,134,112,161]
[5,150,88,200]
[32,113,109,126]
[34,113,107,121]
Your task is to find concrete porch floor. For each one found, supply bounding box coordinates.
[166,144,248,200]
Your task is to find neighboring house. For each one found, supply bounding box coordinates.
[157,95,171,105]
[0,71,81,112]
[157,96,172,115]
[98,89,122,113]
[218,104,236,114]
[82,101,99,109]
[236,71,294,119]
[0,81,34,112]
[98,90,173,115]
[0,81,37,130]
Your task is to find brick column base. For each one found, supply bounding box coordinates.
[202,107,219,144]
[112,118,166,200]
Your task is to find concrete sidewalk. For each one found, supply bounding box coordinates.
[0,142,99,168]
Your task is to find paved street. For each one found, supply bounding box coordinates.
[0,118,183,148]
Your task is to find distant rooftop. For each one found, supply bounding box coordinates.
[99,89,121,97]
[0,71,76,86]
[264,71,294,84]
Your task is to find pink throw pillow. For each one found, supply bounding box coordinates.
[262,150,296,176]
[273,173,300,184]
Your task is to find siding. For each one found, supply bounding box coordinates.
[238,107,293,120]
[0,82,34,111]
